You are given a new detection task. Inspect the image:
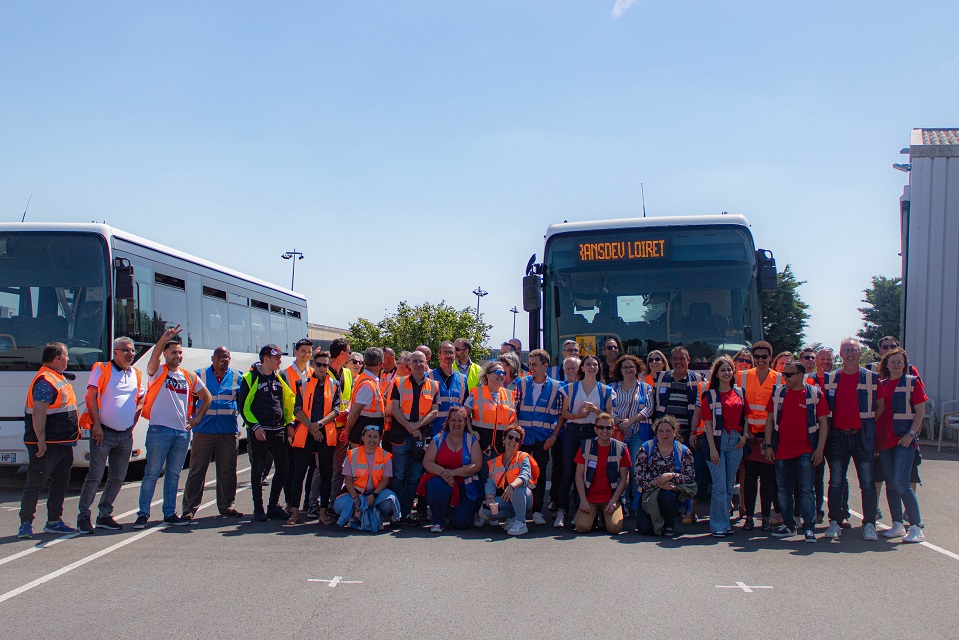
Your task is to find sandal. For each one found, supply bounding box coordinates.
[285,508,300,526]
[318,508,332,525]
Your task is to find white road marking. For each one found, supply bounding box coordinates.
[308,576,363,588]
[0,466,251,567]
[716,582,773,593]
[845,506,959,562]
[0,483,252,604]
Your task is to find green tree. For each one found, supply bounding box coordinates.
[346,300,491,367]
[857,275,902,351]
[761,264,810,354]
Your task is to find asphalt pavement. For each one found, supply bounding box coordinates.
[1,445,957,639]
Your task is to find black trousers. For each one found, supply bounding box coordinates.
[743,458,778,518]
[19,443,74,524]
[520,439,550,513]
[248,428,288,511]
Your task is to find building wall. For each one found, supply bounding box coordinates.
[903,149,959,414]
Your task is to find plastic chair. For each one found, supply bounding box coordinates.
[940,400,959,451]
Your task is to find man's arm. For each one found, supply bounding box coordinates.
[608,466,630,511]
[574,462,588,509]
[85,385,104,445]
[148,325,181,377]
[189,386,213,429]
[813,416,828,465]
[32,402,48,457]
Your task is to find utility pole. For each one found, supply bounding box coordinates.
[281,250,305,290]
[472,286,488,317]
[510,306,519,338]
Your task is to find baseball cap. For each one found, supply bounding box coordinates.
[259,344,288,359]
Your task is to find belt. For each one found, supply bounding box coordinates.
[101,424,129,434]
[833,428,862,435]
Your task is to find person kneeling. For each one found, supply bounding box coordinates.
[481,425,538,536]
[573,413,631,534]
[332,425,400,532]
[635,416,697,536]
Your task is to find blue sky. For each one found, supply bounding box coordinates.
[3,1,957,352]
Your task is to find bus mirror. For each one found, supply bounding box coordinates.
[523,275,542,312]
[756,249,778,293]
[114,259,135,300]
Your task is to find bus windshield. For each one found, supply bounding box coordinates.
[0,232,110,370]
[544,225,758,365]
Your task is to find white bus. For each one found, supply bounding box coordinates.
[0,223,308,470]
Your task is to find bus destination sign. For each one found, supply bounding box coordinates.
[579,239,667,262]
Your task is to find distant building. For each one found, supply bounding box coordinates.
[307,323,348,351]
[898,128,958,427]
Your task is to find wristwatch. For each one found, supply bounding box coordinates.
[761,443,772,450]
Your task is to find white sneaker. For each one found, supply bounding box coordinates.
[863,523,879,541]
[903,525,925,543]
[883,522,906,538]
[553,510,566,528]
[506,521,528,536]
[430,524,444,533]
[532,512,547,525]
[824,521,841,539]
[503,517,515,530]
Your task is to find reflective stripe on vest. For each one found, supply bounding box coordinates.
[24,366,80,444]
[352,371,384,418]
[200,367,238,417]
[653,371,702,422]
[469,385,515,431]
[823,368,879,419]
[517,376,561,429]
[396,375,439,420]
[142,365,197,421]
[487,450,539,490]
[771,383,819,439]
[431,368,466,423]
[334,367,353,426]
[349,446,390,494]
[704,386,745,437]
[434,431,481,488]
[79,362,144,429]
[739,368,781,433]
[300,375,337,447]
[582,438,625,492]
[890,375,918,437]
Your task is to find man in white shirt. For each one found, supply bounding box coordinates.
[76,337,147,533]
[134,326,212,528]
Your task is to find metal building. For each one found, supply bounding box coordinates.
[899,128,959,430]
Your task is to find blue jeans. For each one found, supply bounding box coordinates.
[826,431,876,525]
[78,427,134,520]
[480,487,532,522]
[425,477,480,529]
[879,445,921,526]
[389,434,423,517]
[138,425,190,519]
[332,490,398,522]
[775,453,815,532]
[705,430,744,533]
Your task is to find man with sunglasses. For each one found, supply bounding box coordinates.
[327,337,353,510]
[282,338,314,514]
[763,360,830,542]
[293,350,341,525]
[738,340,782,530]
[453,338,482,391]
[822,338,882,541]
[573,413,631,534]
[799,347,817,378]
[600,338,620,384]
[867,337,921,378]
[181,346,243,522]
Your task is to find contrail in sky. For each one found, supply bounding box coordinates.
[611,0,637,19]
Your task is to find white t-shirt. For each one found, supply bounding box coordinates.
[564,382,616,425]
[88,363,147,431]
[147,367,207,431]
[530,381,545,407]
[353,370,378,406]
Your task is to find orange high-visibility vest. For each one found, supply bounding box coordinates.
[24,366,79,444]
[348,446,391,494]
[488,450,540,489]
[296,375,336,447]
[395,375,439,420]
[142,366,197,421]
[738,368,781,434]
[283,363,313,395]
[352,371,385,418]
[79,362,143,430]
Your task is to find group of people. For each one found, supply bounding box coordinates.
[17,329,928,546]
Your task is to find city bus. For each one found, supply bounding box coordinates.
[523,214,777,369]
[0,223,308,469]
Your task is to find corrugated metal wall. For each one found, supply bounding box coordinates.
[903,142,959,414]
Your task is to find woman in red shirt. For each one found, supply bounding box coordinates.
[702,356,747,537]
[875,348,927,543]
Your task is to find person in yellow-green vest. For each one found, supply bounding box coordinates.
[238,343,295,522]
[453,337,483,391]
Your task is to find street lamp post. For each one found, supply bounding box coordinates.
[281,250,305,290]
[510,306,519,339]
[472,286,488,317]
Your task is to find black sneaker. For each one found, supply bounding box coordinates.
[305,504,320,520]
[772,524,797,538]
[77,515,95,535]
[163,514,190,526]
[253,508,268,522]
[662,526,675,536]
[267,505,290,520]
[132,515,149,529]
[95,515,122,531]
[219,508,243,518]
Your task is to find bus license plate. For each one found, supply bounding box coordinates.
[0,452,17,464]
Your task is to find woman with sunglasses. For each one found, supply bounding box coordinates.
[702,356,747,537]
[645,350,667,387]
[610,354,652,513]
[733,350,753,373]
[418,406,484,532]
[465,361,517,457]
[555,354,615,528]
[480,425,537,536]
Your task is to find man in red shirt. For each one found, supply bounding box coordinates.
[763,360,829,542]
[573,413,631,534]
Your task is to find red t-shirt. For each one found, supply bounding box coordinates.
[575,443,632,503]
[701,389,744,433]
[876,378,928,452]
[831,371,863,430]
[765,388,830,460]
